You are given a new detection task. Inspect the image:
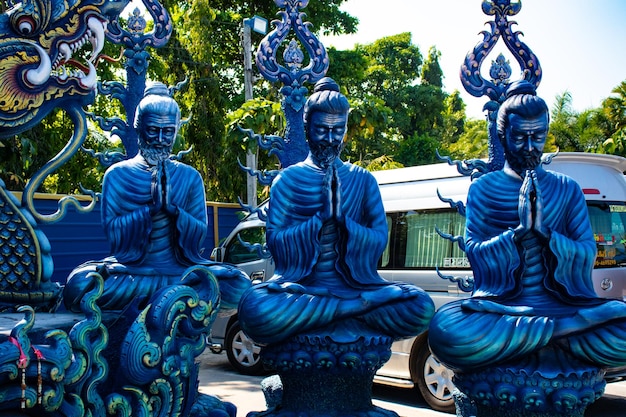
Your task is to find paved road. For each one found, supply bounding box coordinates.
[197,350,626,417]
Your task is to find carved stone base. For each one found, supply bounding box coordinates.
[248,320,397,417]
[453,346,606,417]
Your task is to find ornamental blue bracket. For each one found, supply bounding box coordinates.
[250,0,329,169]
[87,1,173,164]
[458,0,542,174]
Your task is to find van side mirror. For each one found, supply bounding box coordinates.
[211,247,224,262]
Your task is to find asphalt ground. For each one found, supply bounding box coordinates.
[197,349,626,417]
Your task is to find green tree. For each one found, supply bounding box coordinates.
[343,97,393,166]
[327,47,368,97]
[550,91,579,151]
[598,81,626,156]
[439,91,467,147]
[446,119,489,160]
[421,46,443,88]
[334,34,451,167]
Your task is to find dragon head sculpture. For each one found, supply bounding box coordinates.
[0,0,129,137]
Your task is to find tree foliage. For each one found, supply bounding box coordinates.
[597,81,626,156]
[326,33,456,168]
[6,0,626,200]
[149,0,357,201]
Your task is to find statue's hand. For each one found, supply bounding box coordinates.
[161,162,178,217]
[321,167,334,221]
[332,166,343,222]
[150,166,163,215]
[531,170,550,242]
[515,170,533,241]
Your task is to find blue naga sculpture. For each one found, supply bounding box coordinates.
[0,0,122,307]
[0,1,237,416]
[431,1,626,416]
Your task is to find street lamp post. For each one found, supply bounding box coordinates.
[242,16,268,208]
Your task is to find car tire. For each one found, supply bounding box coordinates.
[413,333,457,414]
[225,319,266,375]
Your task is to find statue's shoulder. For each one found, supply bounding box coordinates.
[342,162,376,182]
[105,157,143,177]
[278,161,314,179]
[542,167,581,193]
[342,161,365,173]
[471,169,504,189]
[169,159,197,172]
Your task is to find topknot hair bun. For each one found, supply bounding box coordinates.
[505,79,537,99]
[314,77,340,93]
[144,81,170,98]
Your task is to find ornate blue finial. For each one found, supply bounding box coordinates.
[489,53,512,85]
[251,0,329,168]
[127,7,147,34]
[461,0,541,106]
[453,0,542,175]
[283,39,305,72]
[88,0,173,163]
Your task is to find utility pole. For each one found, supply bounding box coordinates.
[241,17,267,208]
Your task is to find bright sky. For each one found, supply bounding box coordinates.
[318,0,626,119]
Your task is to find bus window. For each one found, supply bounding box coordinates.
[588,202,626,268]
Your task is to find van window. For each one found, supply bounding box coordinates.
[380,210,468,270]
[588,201,626,268]
[224,226,266,264]
[380,201,626,272]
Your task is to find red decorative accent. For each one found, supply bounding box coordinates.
[8,337,28,368]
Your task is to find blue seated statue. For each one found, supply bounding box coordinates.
[429,80,626,379]
[63,82,249,313]
[238,78,435,346]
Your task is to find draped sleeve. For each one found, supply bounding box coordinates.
[102,161,153,264]
[168,162,210,264]
[464,171,522,298]
[543,171,598,299]
[341,164,389,285]
[266,164,325,282]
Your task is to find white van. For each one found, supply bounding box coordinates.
[209,152,626,413]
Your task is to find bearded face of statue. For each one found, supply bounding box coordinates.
[307,111,347,170]
[504,112,549,175]
[138,112,178,165]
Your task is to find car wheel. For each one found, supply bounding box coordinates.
[413,334,456,414]
[225,319,265,375]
